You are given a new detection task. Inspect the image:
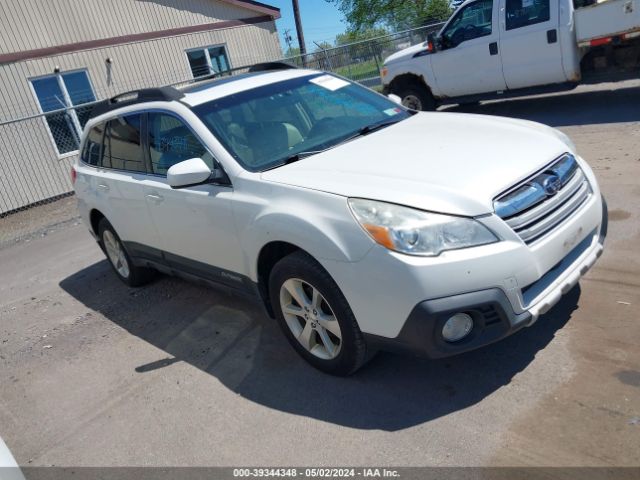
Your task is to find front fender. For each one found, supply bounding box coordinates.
[235,188,374,281]
[384,56,439,97]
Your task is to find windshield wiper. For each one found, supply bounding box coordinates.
[264,119,404,171]
[358,118,403,136]
[282,149,326,165]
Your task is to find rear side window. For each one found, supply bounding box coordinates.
[103,114,146,172]
[82,123,105,166]
[505,0,550,30]
[148,112,211,175]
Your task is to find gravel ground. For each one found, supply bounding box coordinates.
[0,80,639,468]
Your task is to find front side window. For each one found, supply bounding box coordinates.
[186,45,231,78]
[31,70,96,155]
[193,73,411,172]
[148,113,213,175]
[442,0,493,48]
[103,114,145,173]
[505,0,550,30]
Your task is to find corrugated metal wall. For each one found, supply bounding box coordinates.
[0,0,281,214]
[0,0,261,54]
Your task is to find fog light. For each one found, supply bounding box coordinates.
[442,313,473,342]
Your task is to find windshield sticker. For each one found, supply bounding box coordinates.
[383,107,402,116]
[310,75,350,91]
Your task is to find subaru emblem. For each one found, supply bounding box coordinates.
[542,174,562,196]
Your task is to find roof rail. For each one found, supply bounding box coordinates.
[89,87,184,120]
[247,61,297,72]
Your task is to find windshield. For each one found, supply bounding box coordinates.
[192,73,411,172]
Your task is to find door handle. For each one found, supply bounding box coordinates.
[489,42,498,55]
[547,29,558,44]
[97,183,110,192]
[146,193,164,203]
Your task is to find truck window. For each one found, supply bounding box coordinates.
[505,0,550,30]
[442,0,493,48]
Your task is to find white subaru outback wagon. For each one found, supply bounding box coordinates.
[74,63,606,375]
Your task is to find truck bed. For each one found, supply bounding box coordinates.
[575,0,640,44]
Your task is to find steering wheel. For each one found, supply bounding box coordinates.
[450,28,465,47]
[307,117,338,139]
[464,24,479,40]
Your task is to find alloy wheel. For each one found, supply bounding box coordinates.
[279,278,342,360]
[103,230,130,279]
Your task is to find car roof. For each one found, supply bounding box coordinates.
[179,68,320,107]
[86,67,324,125]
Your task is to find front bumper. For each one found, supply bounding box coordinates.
[364,197,607,359]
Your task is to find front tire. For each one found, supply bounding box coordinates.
[269,251,368,376]
[98,218,156,287]
[392,80,436,111]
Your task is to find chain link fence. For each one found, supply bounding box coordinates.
[284,23,445,89]
[0,23,444,243]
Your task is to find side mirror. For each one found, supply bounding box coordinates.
[387,93,403,106]
[167,157,212,188]
[427,33,440,52]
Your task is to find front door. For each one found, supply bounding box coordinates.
[499,0,566,89]
[431,0,507,97]
[141,112,246,290]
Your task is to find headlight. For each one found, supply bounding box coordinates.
[348,199,498,256]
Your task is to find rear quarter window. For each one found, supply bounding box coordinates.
[81,123,106,166]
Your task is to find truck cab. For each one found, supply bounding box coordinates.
[382,0,638,109]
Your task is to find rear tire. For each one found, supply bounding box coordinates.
[392,80,436,111]
[98,218,156,287]
[269,251,368,376]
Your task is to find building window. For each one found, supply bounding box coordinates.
[186,45,231,78]
[30,70,96,156]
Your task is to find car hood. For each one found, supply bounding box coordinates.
[261,112,573,216]
[384,42,431,64]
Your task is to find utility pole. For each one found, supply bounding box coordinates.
[283,28,293,54]
[292,0,307,57]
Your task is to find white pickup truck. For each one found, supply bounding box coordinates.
[381,0,640,110]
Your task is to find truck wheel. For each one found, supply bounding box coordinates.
[269,251,368,376]
[98,218,156,287]
[394,81,436,111]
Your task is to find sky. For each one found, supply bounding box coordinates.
[265,0,347,54]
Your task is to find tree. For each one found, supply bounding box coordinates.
[335,27,389,46]
[313,41,334,52]
[327,0,452,31]
[283,46,301,58]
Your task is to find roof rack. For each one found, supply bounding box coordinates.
[89,87,184,120]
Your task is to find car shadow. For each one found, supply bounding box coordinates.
[59,260,581,432]
[440,85,640,127]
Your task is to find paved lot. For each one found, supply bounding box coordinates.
[1,81,639,467]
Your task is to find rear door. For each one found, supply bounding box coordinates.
[96,114,162,257]
[499,0,566,89]
[430,0,507,97]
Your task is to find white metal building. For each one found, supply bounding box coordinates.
[0,0,282,213]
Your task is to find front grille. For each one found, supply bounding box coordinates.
[494,154,592,244]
